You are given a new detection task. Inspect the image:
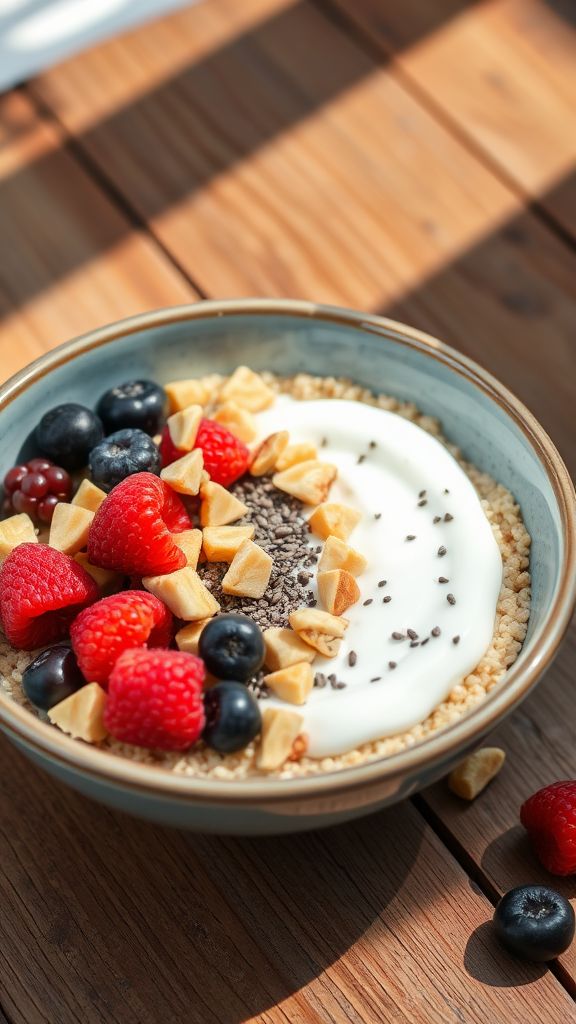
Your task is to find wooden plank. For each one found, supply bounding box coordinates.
[0,90,197,375]
[0,738,574,1024]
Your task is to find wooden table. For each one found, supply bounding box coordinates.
[1,1,575,1020]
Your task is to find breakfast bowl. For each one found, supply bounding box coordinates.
[0,299,574,834]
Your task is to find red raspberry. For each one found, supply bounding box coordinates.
[88,473,190,576]
[70,591,173,686]
[521,781,576,875]
[160,419,249,488]
[0,543,99,650]
[105,648,206,750]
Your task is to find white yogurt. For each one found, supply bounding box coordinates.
[254,397,502,758]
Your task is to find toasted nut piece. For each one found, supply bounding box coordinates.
[49,503,94,555]
[289,607,348,658]
[318,535,367,576]
[48,683,107,743]
[167,404,202,451]
[317,569,360,616]
[308,502,361,541]
[200,481,248,527]
[0,514,37,562]
[161,449,204,495]
[264,662,314,705]
[257,708,304,770]
[448,748,506,800]
[287,733,309,762]
[71,479,107,513]
[276,443,318,471]
[74,552,121,591]
[175,618,212,655]
[202,525,255,562]
[222,540,273,598]
[143,568,220,620]
[250,431,290,476]
[220,366,275,412]
[172,529,203,569]
[263,627,317,671]
[272,460,337,506]
[213,402,257,443]
[165,376,222,412]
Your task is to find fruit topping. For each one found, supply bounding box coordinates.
[250,431,289,476]
[74,552,121,592]
[318,535,367,576]
[71,478,107,513]
[0,514,37,563]
[35,403,104,471]
[48,503,94,555]
[96,380,166,436]
[521,781,576,875]
[219,366,275,412]
[289,608,348,658]
[143,567,220,620]
[22,644,85,710]
[194,419,250,487]
[202,525,255,562]
[263,662,314,705]
[203,681,262,754]
[4,458,73,523]
[213,402,257,443]
[448,747,506,800]
[198,613,264,682]
[257,707,304,770]
[89,428,161,492]
[493,885,575,962]
[199,480,248,527]
[160,449,204,495]
[263,627,317,671]
[272,460,337,506]
[221,540,273,599]
[48,682,108,743]
[105,648,206,750]
[308,502,361,541]
[317,569,361,616]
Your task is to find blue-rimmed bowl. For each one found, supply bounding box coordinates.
[0,299,574,834]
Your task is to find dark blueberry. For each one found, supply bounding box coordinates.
[97,380,167,436]
[493,885,575,962]
[203,681,262,754]
[22,645,85,711]
[89,429,161,492]
[36,403,104,471]
[198,614,265,682]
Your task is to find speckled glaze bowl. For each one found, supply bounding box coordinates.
[0,300,574,834]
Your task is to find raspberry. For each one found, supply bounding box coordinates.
[160,419,249,487]
[70,591,173,686]
[87,473,190,576]
[105,648,206,750]
[521,781,576,875]
[0,543,99,650]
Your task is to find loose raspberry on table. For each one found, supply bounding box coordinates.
[87,473,190,577]
[70,591,173,686]
[105,648,206,750]
[0,543,99,650]
[521,781,576,876]
[160,419,249,488]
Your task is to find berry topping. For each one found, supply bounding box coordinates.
[521,781,576,875]
[87,473,190,577]
[96,380,166,436]
[105,648,206,750]
[493,885,575,962]
[203,681,262,754]
[89,428,161,492]
[22,644,85,711]
[4,459,72,523]
[160,418,250,487]
[0,543,99,650]
[71,590,173,686]
[199,613,264,682]
[35,403,104,471]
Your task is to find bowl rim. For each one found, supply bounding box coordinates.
[0,298,574,804]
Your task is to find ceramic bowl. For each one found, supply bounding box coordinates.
[0,300,574,834]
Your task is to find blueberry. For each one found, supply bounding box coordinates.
[22,645,85,711]
[203,681,262,754]
[89,428,161,492]
[493,885,575,961]
[36,403,104,471]
[97,380,167,436]
[199,614,265,682]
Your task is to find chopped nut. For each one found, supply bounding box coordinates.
[74,552,121,591]
[0,514,37,562]
[317,569,360,616]
[250,431,290,476]
[257,708,304,770]
[289,607,348,658]
[49,503,94,555]
[263,627,317,671]
[272,460,337,506]
[143,568,220,620]
[160,449,204,495]
[276,443,318,471]
[448,747,506,800]
[71,479,107,513]
[172,529,203,569]
[175,618,212,655]
[165,377,221,412]
[318,535,367,576]
[202,525,255,562]
[213,402,257,443]
[167,404,202,450]
[221,540,273,598]
[199,481,248,527]
[308,502,361,541]
[287,733,309,762]
[263,662,314,705]
[48,683,107,743]
[220,366,275,412]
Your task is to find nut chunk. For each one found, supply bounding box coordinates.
[143,568,220,620]
[172,529,203,569]
[202,525,255,562]
[175,619,212,655]
[167,404,202,450]
[49,503,94,555]
[165,377,221,412]
[220,366,275,412]
[71,479,107,513]
[289,608,348,658]
[264,662,314,705]
[273,460,337,506]
[161,449,204,495]
[257,708,304,770]
[448,747,506,801]
[0,514,37,563]
[318,535,367,576]
[200,480,248,527]
[263,627,316,671]
[250,431,289,476]
[48,683,108,743]
[222,540,272,598]
[308,503,361,541]
[276,443,318,471]
[318,569,360,616]
[213,402,257,443]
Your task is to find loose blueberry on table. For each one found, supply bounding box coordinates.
[494,885,575,962]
